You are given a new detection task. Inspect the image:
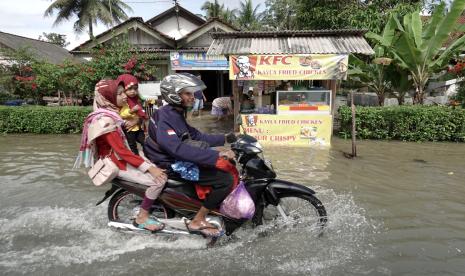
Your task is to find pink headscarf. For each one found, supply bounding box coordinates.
[74,80,127,168]
[93,79,119,112]
[116,74,147,119]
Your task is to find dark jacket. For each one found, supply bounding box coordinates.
[144,105,225,169]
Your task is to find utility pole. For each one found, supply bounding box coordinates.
[174,0,180,32]
[109,0,113,26]
[351,91,357,157]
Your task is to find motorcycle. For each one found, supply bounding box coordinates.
[97,132,327,244]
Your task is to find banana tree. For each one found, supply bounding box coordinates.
[348,16,398,106]
[386,65,413,105]
[367,0,465,104]
[349,55,392,106]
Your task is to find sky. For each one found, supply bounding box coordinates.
[0,0,266,50]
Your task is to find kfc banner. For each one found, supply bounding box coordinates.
[241,114,332,146]
[229,54,348,80]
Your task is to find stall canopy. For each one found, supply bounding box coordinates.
[207,30,374,56]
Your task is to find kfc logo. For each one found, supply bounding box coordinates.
[233,56,256,79]
[259,55,291,65]
[246,114,258,127]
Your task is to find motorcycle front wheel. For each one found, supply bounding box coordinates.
[261,192,327,229]
[107,190,169,223]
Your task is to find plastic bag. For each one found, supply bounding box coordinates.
[220,181,255,219]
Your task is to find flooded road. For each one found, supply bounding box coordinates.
[1,116,464,275]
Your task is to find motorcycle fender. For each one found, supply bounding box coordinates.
[95,184,120,206]
[264,179,316,206]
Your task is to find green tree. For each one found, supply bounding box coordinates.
[237,0,263,30]
[349,16,400,106]
[0,36,158,105]
[0,47,43,102]
[368,1,465,104]
[71,38,158,101]
[44,0,132,38]
[262,0,298,30]
[38,32,70,48]
[349,14,415,106]
[295,0,422,34]
[201,0,237,25]
[386,65,413,105]
[221,8,238,25]
[201,0,222,18]
[350,56,394,106]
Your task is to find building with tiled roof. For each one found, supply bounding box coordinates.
[0,31,79,64]
[70,3,237,99]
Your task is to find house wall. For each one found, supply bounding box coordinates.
[187,32,214,47]
[128,29,169,48]
[152,16,199,39]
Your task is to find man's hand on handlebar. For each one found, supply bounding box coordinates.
[225,132,238,143]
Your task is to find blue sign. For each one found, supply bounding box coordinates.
[170,52,228,70]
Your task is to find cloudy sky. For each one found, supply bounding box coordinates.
[0,0,266,50]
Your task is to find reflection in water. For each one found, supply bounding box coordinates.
[0,117,464,275]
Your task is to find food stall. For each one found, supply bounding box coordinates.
[207,30,374,146]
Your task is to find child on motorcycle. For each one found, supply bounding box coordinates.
[116,74,147,155]
[144,73,237,238]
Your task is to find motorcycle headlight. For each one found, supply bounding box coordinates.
[251,141,263,149]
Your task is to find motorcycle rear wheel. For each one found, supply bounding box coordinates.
[108,190,169,223]
[261,192,327,229]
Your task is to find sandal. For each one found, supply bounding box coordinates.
[184,220,224,238]
[133,218,165,233]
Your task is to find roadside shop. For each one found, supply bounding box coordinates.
[207,30,374,146]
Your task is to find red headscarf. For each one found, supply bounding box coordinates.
[116,74,147,119]
[116,74,138,90]
[96,79,118,105]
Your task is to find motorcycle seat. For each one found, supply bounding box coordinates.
[112,177,186,189]
[166,179,185,188]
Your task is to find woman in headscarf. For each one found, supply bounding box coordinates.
[75,79,167,232]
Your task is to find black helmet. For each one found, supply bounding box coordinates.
[160,73,206,106]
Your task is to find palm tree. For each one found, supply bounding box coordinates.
[201,0,237,25]
[44,0,132,38]
[201,0,222,18]
[237,0,263,30]
[220,8,238,25]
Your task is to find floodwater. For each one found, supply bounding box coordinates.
[1,115,465,275]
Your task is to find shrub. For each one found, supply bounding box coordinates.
[0,106,92,134]
[338,105,465,142]
[456,84,465,108]
[0,38,158,103]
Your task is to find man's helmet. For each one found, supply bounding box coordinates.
[160,73,206,106]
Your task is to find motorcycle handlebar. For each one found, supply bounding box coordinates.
[225,132,238,143]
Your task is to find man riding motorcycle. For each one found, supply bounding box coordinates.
[144,73,237,238]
